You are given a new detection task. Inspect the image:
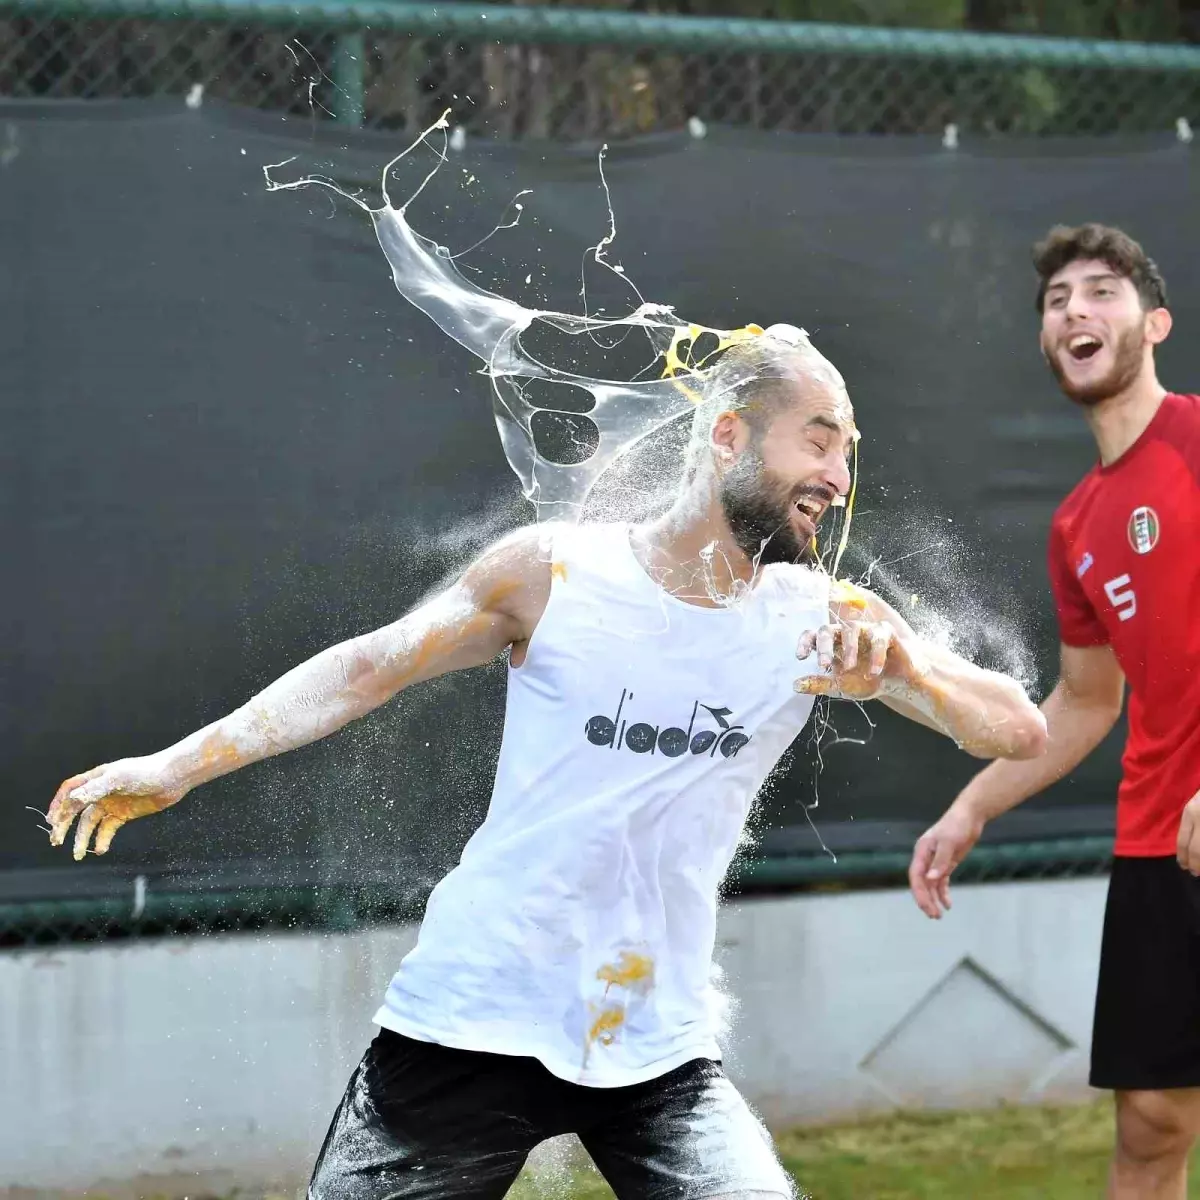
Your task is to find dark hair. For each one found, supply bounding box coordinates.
[1033,223,1167,313]
[684,334,831,474]
[699,339,806,436]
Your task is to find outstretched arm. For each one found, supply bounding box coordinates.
[47,527,551,860]
[908,640,1123,917]
[796,584,1048,762]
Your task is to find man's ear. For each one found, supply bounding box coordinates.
[1145,307,1172,347]
[710,410,748,466]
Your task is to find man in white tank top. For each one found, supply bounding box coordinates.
[47,330,1047,1200]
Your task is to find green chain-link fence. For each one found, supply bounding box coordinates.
[6,0,1176,946]
[0,838,1117,948]
[2,0,1200,138]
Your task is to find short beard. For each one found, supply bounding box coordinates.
[1046,322,1145,407]
[718,444,813,567]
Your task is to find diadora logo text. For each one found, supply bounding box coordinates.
[585,690,751,759]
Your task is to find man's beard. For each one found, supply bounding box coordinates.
[1046,322,1144,407]
[718,445,815,567]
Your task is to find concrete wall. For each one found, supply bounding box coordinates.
[1,877,1108,1195]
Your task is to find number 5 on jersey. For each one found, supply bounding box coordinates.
[1104,574,1137,622]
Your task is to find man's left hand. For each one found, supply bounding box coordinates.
[1177,790,1200,876]
[795,616,920,700]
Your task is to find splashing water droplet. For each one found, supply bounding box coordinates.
[263,112,813,530]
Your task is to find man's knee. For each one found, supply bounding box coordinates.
[1115,1089,1200,1165]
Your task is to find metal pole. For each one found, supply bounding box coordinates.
[5,0,1200,72]
[333,29,365,126]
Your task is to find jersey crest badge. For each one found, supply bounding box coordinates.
[1127,506,1160,555]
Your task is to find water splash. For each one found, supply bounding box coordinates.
[263,112,845,543]
[843,512,1039,694]
[260,109,889,868]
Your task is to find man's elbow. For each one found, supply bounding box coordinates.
[962,690,1048,761]
[1001,708,1049,760]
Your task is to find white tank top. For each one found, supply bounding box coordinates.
[375,522,827,1086]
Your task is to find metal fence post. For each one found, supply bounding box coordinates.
[334,30,365,126]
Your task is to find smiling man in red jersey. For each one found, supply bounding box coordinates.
[910,224,1200,1200]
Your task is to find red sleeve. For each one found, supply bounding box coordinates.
[1047,518,1108,648]
[1174,394,1200,484]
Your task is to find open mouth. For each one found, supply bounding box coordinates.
[792,494,828,538]
[1066,333,1103,362]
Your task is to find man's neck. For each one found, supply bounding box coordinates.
[633,498,755,607]
[1083,373,1168,466]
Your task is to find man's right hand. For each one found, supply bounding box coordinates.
[908,800,986,919]
[47,757,189,861]
[908,644,1124,920]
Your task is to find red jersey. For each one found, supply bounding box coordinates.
[1047,393,1200,856]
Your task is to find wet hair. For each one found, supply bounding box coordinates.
[686,331,840,462]
[1033,223,1167,313]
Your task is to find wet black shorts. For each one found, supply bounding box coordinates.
[1091,855,1200,1091]
[308,1028,794,1200]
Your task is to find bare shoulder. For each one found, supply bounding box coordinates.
[829,578,906,628]
[457,522,557,644]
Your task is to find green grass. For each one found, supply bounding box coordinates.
[506,1100,1200,1200]
[61,1100,1200,1200]
[776,1101,1123,1199]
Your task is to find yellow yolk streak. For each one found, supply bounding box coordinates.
[583,952,657,1066]
[586,1004,626,1048]
[660,322,766,402]
[596,951,655,991]
[830,434,859,582]
[830,577,870,614]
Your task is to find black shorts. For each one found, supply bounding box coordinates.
[1091,855,1200,1091]
[308,1029,794,1200]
